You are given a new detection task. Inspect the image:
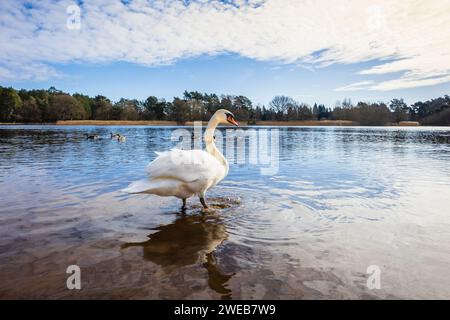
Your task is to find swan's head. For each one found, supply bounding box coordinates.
[214,109,239,126]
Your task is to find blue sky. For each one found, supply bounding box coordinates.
[7,55,450,107]
[1,0,450,106]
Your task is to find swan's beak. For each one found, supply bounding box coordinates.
[228,117,239,126]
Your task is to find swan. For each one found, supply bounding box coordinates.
[123,109,238,209]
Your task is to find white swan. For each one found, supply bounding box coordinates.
[123,109,238,209]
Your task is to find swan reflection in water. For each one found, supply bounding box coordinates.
[122,213,233,299]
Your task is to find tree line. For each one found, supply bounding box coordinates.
[0,86,449,125]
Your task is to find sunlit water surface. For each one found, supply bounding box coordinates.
[1,125,450,299]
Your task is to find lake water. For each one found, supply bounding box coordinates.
[0,125,450,299]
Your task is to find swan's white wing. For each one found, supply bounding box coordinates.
[122,178,184,195]
[146,149,222,183]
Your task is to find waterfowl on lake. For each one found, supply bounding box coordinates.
[85,134,100,140]
[123,109,238,210]
[111,132,126,142]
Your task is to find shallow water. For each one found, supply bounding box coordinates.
[0,125,450,299]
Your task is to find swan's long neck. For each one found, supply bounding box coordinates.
[204,115,228,172]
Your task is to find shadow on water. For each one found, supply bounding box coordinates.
[121,212,234,299]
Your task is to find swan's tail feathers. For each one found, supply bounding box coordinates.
[122,179,157,194]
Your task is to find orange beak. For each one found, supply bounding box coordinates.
[228,117,239,126]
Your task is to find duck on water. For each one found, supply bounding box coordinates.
[84,134,100,140]
[110,132,126,142]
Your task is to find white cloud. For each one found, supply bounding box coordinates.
[1,0,450,91]
[335,81,375,92]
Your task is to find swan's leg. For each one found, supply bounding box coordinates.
[181,198,187,210]
[199,190,209,209]
[200,197,208,209]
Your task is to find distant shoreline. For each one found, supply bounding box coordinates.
[0,120,423,126]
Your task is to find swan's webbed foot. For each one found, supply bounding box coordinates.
[200,197,209,209]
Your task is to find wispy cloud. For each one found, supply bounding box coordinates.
[1,0,449,91]
[335,81,375,92]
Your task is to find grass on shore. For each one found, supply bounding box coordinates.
[55,119,360,126]
[56,119,421,126]
[58,120,358,126]
[0,120,421,126]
